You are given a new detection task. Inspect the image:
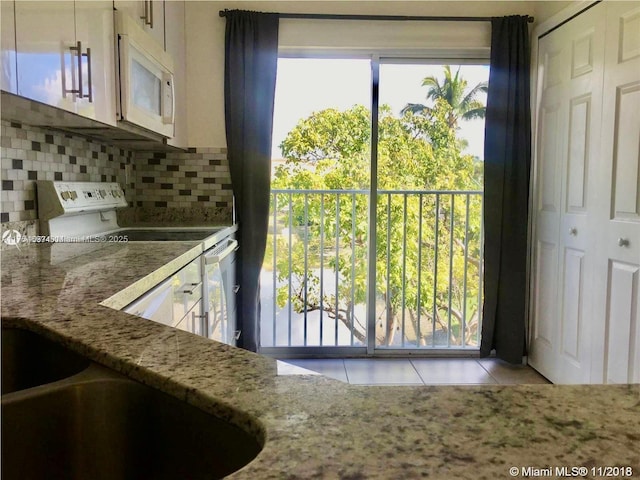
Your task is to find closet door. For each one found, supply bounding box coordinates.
[590,2,640,384]
[529,3,605,383]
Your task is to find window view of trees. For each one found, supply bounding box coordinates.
[262,64,486,349]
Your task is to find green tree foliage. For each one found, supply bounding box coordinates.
[402,65,488,129]
[267,94,483,347]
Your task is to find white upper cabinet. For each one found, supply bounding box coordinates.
[114,1,165,49]
[1,0,17,94]
[15,1,77,113]
[165,0,186,148]
[14,1,116,125]
[74,1,116,125]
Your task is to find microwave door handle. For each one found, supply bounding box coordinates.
[169,72,175,126]
[162,72,175,126]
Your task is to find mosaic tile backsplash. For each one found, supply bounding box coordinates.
[0,120,131,223]
[133,148,232,209]
[0,120,234,230]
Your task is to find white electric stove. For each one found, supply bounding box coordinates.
[36,181,230,250]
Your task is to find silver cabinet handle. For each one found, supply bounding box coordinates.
[234,330,241,340]
[618,238,630,247]
[82,47,93,102]
[75,41,83,98]
[569,227,577,236]
[141,1,151,25]
[233,285,240,294]
[149,0,154,28]
[179,282,201,295]
[192,311,208,336]
[65,41,83,97]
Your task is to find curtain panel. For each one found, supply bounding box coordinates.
[481,16,532,364]
[224,10,279,351]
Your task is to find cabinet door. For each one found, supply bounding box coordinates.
[171,258,202,322]
[1,0,17,94]
[123,277,174,326]
[114,0,165,49]
[15,1,76,112]
[165,0,186,148]
[74,1,116,125]
[175,300,203,335]
[205,262,228,343]
[221,248,238,345]
[147,1,165,49]
[590,2,640,384]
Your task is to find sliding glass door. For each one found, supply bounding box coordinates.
[261,57,371,350]
[374,62,486,350]
[260,57,487,355]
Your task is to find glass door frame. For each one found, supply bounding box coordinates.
[261,53,488,357]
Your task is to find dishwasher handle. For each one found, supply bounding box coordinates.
[204,239,238,265]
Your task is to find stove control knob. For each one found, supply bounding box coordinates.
[99,189,107,198]
[69,191,78,200]
[61,191,70,201]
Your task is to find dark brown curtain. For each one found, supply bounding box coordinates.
[224,10,279,351]
[481,16,532,364]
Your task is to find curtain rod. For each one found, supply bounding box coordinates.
[218,10,534,23]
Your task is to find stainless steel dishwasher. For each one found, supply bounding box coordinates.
[202,236,239,345]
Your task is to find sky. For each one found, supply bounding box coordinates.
[272,58,489,160]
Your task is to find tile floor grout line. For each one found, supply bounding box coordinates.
[409,359,428,386]
[474,358,501,384]
[339,359,351,384]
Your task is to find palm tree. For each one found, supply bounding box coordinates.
[402,65,488,129]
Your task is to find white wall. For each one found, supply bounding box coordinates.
[186,1,541,147]
[533,1,574,24]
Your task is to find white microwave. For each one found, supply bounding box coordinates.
[115,11,174,138]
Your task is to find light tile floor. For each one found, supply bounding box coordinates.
[276,357,551,385]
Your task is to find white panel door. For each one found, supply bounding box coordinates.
[590,2,640,384]
[529,4,606,383]
[114,0,165,49]
[529,27,566,379]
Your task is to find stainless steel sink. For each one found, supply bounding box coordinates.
[1,329,263,480]
[1,328,91,394]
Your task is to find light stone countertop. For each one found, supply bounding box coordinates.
[1,241,639,479]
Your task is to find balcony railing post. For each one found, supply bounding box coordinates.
[432,193,440,347]
[401,193,408,348]
[335,193,340,346]
[288,192,293,346]
[462,193,470,347]
[272,194,277,346]
[448,194,455,348]
[320,193,325,346]
[350,193,357,346]
[303,193,309,346]
[417,193,423,345]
